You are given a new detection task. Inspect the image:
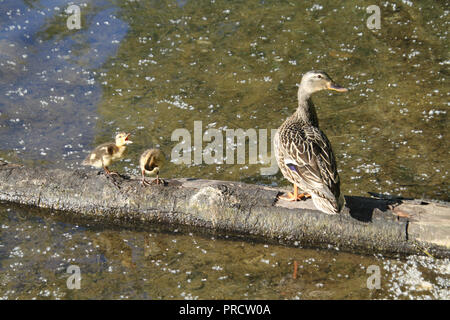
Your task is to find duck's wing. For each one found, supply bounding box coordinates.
[139,149,158,172]
[280,124,340,198]
[145,155,157,171]
[83,142,116,164]
[94,142,117,156]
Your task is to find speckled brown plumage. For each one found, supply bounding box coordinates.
[274,71,347,214]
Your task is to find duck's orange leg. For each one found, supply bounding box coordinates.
[151,174,164,185]
[141,170,151,186]
[104,166,119,176]
[279,185,311,201]
[293,260,298,279]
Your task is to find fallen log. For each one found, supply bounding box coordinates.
[0,160,449,258]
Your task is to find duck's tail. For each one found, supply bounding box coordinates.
[81,156,90,166]
[311,192,345,215]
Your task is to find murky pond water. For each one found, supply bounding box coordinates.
[1,204,449,299]
[0,0,448,299]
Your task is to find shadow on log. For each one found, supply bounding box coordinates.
[0,160,449,258]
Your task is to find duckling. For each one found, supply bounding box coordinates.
[274,70,347,214]
[82,132,132,175]
[140,148,166,186]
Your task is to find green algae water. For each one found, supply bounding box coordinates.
[1,204,448,299]
[0,0,448,299]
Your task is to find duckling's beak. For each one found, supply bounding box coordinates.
[125,133,133,144]
[327,82,348,92]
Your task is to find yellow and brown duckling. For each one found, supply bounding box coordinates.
[273,70,347,215]
[140,148,166,186]
[82,132,132,175]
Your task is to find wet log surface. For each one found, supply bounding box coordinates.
[0,160,449,258]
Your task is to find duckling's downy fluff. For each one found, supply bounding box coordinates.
[82,132,132,175]
[140,148,166,185]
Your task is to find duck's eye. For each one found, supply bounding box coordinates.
[317,75,322,79]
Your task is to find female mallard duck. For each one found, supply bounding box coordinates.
[82,132,132,175]
[140,148,166,185]
[274,71,347,214]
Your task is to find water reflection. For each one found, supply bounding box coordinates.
[0,0,448,299]
[1,204,448,299]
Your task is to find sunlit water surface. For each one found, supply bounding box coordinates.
[0,0,448,299]
[1,204,449,300]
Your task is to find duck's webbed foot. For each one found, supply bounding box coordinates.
[278,185,311,201]
[141,178,151,187]
[103,166,119,176]
[278,192,310,201]
[99,166,123,190]
[151,175,165,185]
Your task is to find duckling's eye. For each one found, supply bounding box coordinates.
[317,75,322,79]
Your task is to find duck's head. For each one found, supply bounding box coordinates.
[299,70,348,96]
[115,132,133,146]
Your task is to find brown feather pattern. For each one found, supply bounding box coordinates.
[274,71,346,214]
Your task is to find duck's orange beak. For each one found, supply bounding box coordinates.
[125,133,133,144]
[327,82,348,92]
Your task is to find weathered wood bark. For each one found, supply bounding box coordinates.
[0,160,449,258]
